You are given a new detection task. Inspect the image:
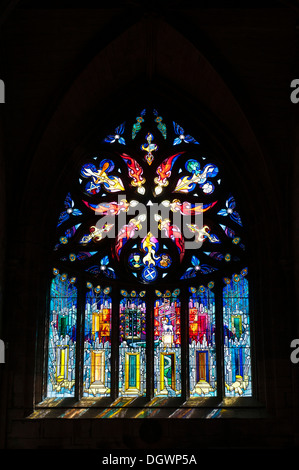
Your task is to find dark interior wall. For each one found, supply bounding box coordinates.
[0,2,298,450]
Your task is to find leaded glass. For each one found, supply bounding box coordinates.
[46,107,253,406]
[119,290,146,397]
[223,271,252,396]
[83,284,112,397]
[47,270,77,398]
[189,284,216,397]
[154,290,181,397]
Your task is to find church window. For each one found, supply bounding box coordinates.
[44,108,252,409]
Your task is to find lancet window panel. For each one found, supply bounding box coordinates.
[154,289,181,397]
[83,284,112,398]
[119,290,147,397]
[47,271,78,398]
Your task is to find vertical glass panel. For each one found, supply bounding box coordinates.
[154,290,181,397]
[119,291,146,397]
[83,285,112,397]
[223,272,252,396]
[189,285,217,397]
[47,271,77,398]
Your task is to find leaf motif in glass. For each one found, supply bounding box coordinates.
[217,196,242,226]
[132,109,146,139]
[174,160,218,194]
[173,121,199,145]
[154,291,181,397]
[80,160,125,194]
[223,273,252,397]
[67,251,97,262]
[121,154,146,194]
[83,286,112,397]
[57,193,82,227]
[153,109,167,139]
[103,122,126,145]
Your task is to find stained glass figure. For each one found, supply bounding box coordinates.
[204,251,232,262]
[47,270,77,397]
[154,290,181,397]
[100,256,117,279]
[153,110,167,139]
[60,251,97,263]
[174,159,218,194]
[54,224,81,250]
[219,224,243,248]
[181,256,218,279]
[83,284,112,397]
[223,271,252,396]
[126,231,173,283]
[189,285,216,397]
[119,291,146,397]
[82,198,133,216]
[128,253,144,270]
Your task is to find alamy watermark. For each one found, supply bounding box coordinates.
[290,339,299,364]
[91,196,204,250]
[0,339,4,363]
[290,79,299,104]
[0,80,4,103]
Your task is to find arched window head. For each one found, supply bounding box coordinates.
[45,108,252,407]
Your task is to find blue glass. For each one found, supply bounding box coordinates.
[47,272,77,398]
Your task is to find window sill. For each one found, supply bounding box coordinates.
[27,396,267,419]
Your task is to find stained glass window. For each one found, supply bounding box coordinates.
[45,107,253,406]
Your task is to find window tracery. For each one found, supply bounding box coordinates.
[45,108,252,404]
